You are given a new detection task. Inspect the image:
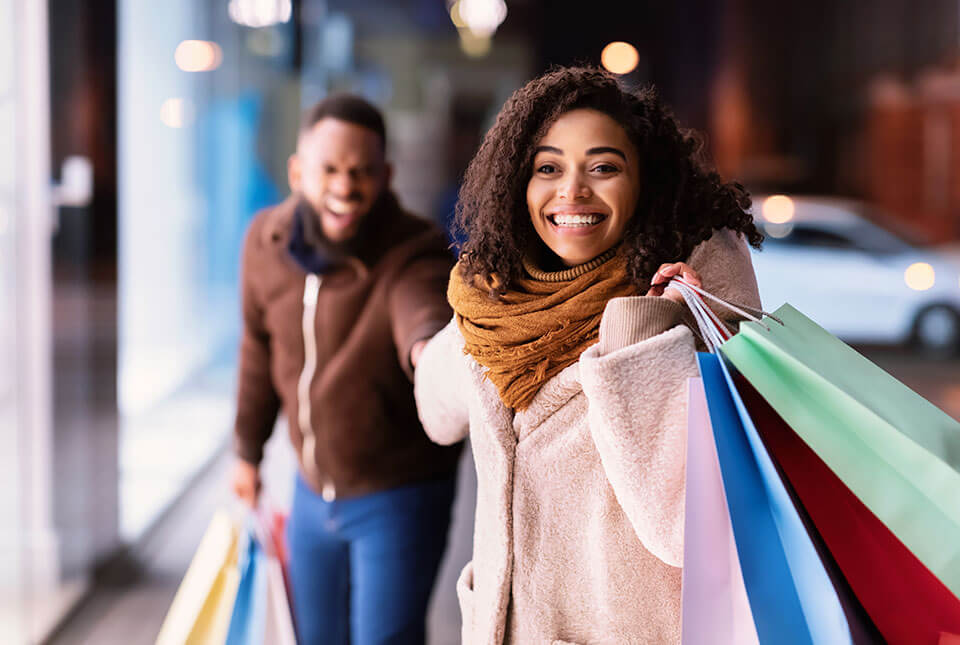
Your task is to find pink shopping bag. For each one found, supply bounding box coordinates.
[681,377,759,645]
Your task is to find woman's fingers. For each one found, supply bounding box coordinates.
[652,262,699,286]
[649,262,702,298]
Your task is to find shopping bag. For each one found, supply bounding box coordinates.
[732,371,960,644]
[698,352,853,645]
[225,527,269,645]
[263,555,297,645]
[268,510,288,569]
[719,302,960,598]
[681,377,759,645]
[155,511,241,645]
[256,507,296,645]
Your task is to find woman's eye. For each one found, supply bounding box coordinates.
[593,163,618,173]
[537,164,558,175]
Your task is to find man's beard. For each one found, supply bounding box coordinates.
[299,192,385,258]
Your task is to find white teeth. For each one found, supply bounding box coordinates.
[551,213,603,226]
[327,204,355,217]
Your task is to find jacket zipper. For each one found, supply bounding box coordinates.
[297,274,336,501]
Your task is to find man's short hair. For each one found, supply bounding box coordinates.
[300,94,386,147]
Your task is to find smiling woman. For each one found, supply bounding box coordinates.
[453,66,762,298]
[415,66,765,644]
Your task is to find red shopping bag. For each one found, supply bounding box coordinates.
[733,375,960,645]
[267,509,296,639]
[269,511,288,569]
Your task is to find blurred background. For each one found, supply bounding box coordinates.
[3,0,960,643]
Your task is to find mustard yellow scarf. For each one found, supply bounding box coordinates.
[448,248,636,410]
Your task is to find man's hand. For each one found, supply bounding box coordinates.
[410,339,429,370]
[647,262,702,305]
[232,458,261,508]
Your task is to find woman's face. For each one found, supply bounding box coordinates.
[526,108,641,267]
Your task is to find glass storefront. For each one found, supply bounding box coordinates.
[118,1,298,539]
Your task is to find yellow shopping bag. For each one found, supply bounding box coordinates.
[156,511,241,645]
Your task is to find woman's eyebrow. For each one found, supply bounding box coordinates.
[587,146,627,160]
[534,145,563,155]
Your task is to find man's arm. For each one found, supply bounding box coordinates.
[232,218,281,505]
[389,231,455,379]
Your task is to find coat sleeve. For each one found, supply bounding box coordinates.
[579,228,761,567]
[580,321,697,568]
[414,317,471,446]
[389,230,456,381]
[233,214,281,466]
[687,227,762,320]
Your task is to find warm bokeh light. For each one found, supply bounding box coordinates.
[762,194,796,224]
[174,40,222,72]
[904,262,936,291]
[601,42,639,75]
[160,98,195,128]
[449,1,467,28]
[458,0,507,37]
[459,29,492,58]
[228,0,292,28]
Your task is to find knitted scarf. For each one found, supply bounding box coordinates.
[448,247,636,410]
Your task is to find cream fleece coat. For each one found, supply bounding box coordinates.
[415,229,761,645]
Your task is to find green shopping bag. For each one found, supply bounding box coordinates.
[718,303,960,599]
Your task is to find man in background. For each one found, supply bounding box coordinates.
[231,94,461,644]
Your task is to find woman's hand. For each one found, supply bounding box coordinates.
[646,262,701,305]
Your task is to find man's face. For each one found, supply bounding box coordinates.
[288,117,391,243]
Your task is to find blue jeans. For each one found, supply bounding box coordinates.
[286,474,456,645]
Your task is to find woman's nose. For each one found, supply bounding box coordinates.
[557,173,591,200]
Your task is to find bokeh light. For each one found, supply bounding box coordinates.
[764,222,795,239]
[458,0,507,37]
[228,0,292,28]
[159,98,195,128]
[762,194,796,224]
[449,1,467,29]
[459,29,492,58]
[601,42,639,75]
[174,40,222,72]
[904,262,936,291]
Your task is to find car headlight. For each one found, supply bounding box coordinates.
[904,262,935,291]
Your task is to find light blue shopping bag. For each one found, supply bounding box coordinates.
[225,526,269,645]
[698,352,853,645]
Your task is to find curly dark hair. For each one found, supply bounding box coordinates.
[454,66,763,296]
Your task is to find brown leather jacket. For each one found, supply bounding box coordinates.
[233,193,461,499]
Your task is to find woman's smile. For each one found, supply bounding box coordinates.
[546,205,609,232]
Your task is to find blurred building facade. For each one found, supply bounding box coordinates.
[705,0,960,242]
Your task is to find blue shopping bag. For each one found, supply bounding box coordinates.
[225,526,269,645]
[698,352,853,645]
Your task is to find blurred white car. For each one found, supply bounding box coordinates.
[748,195,960,355]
